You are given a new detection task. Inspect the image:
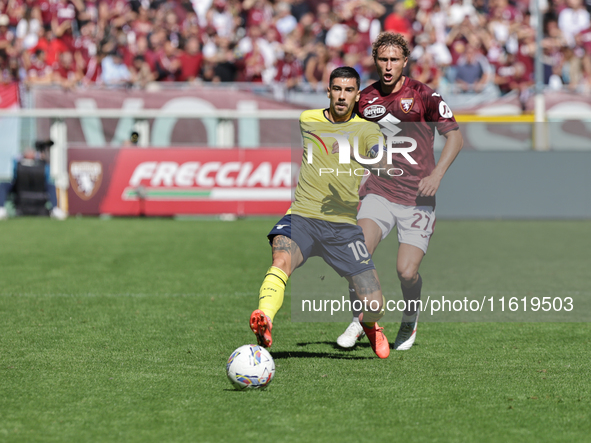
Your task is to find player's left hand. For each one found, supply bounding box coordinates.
[417,174,442,197]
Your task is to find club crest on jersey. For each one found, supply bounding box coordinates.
[400,98,414,113]
[363,104,386,118]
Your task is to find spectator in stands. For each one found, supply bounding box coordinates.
[274,45,302,91]
[52,0,77,42]
[411,32,452,67]
[16,7,41,51]
[0,14,16,57]
[558,0,590,47]
[31,26,67,66]
[243,0,274,29]
[129,55,155,88]
[82,51,103,85]
[155,40,181,81]
[494,52,533,105]
[289,0,311,22]
[201,59,217,82]
[313,2,337,45]
[383,1,412,42]
[274,2,298,37]
[557,45,583,89]
[447,0,479,27]
[419,1,447,45]
[343,0,385,47]
[206,0,234,38]
[5,0,25,29]
[453,43,492,93]
[244,41,267,82]
[178,36,203,82]
[325,20,348,49]
[1,0,589,103]
[164,10,182,48]
[132,7,154,38]
[495,52,520,95]
[53,50,81,90]
[411,52,441,90]
[127,34,157,73]
[446,16,481,66]
[207,36,237,82]
[290,12,317,47]
[1,54,22,83]
[101,50,131,86]
[304,42,329,91]
[25,48,52,85]
[325,44,344,77]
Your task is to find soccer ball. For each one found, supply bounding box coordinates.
[226,344,275,390]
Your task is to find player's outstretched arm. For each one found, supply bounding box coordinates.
[417,129,463,197]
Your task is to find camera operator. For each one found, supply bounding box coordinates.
[0,139,67,220]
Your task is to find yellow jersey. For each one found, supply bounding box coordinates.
[289,108,383,225]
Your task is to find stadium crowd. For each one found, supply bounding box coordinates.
[1,0,591,98]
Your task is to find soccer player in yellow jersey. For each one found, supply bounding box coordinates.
[250,67,392,359]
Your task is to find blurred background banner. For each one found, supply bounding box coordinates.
[68,147,296,216]
[34,88,303,148]
[448,90,591,117]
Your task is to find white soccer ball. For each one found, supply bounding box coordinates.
[226,344,275,390]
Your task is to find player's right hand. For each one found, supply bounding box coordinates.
[417,174,442,197]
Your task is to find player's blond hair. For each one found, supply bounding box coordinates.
[372,32,410,60]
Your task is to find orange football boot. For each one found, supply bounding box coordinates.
[250,309,273,348]
[359,313,390,359]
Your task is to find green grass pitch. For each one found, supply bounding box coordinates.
[0,218,590,442]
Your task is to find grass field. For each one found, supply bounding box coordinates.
[0,218,590,442]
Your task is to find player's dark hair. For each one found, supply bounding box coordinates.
[372,32,410,60]
[329,66,360,89]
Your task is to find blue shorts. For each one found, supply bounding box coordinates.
[267,214,375,277]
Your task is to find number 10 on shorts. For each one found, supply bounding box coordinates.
[348,241,369,261]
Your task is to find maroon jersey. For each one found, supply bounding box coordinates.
[357,77,458,207]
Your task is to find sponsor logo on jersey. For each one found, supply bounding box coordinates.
[363,104,386,118]
[401,98,414,113]
[368,97,379,104]
[439,101,453,118]
[69,161,103,200]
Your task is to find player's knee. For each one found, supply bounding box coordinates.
[362,295,383,313]
[397,266,418,286]
[374,298,384,313]
[271,254,290,275]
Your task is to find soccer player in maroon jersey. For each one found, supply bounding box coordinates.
[336,32,464,350]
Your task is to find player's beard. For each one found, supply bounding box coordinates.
[332,101,352,119]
